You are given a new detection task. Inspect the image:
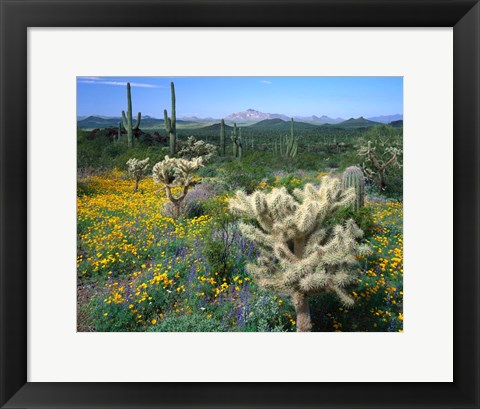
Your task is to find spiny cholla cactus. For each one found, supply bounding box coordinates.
[126,157,150,192]
[342,166,365,211]
[229,176,370,332]
[177,136,217,163]
[152,156,203,218]
[359,141,402,191]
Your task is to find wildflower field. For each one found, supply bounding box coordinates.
[77,77,403,332]
[77,168,403,332]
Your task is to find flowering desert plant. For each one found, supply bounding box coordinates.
[229,176,370,332]
[126,157,150,192]
[152,156,203,218]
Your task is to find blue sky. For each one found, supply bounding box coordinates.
[77,76,403,119]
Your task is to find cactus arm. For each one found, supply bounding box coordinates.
[380,152,398,171]
[121,111,128,129]
[164,109,171,132]
[133,112,141,131]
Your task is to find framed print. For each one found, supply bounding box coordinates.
[1,0,479,408]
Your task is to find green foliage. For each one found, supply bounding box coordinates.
[327,205,376,238]
[217,160,267,194]
[203,211,237,281]
[149,314,225,332]
[240,293,291,332]
[275,174,303,193]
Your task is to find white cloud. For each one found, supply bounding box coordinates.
[77,77,161,88]
[260,80,272,85]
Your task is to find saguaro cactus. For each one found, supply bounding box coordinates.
[220,119,226,156]
[164,82,177,155]
[342,166,365,211]
[122,82,142,147]
[231,123,242,158]
[276,118,297,158]
[229,177,370,332]
[152,156,203,218]
[126,157,150,192]
[117,122,122,143]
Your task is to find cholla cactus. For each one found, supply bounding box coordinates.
[229,176,370,332]
[177,136,217,162]
[359,141,402,191]
[152,156,203,218]
[126,157,149,192]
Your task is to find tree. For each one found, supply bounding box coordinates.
[229,176,370,332]
[152,156,203,218]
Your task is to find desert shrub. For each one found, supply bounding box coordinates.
[203,213,238,281]
[217,161,267,194]
[197,165,217,178]
[239,292,292,332]
[274,173,303,193]
[149,313,224,332]
[327,205,376,238]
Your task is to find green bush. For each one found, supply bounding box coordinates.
[217,160,267,194]
[327,205,376,238]
[149,313,225,332]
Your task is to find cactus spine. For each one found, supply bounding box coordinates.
[121,82,141,147]
[342,166,365,211]
[220,119,226,156]
[164,82,177,155]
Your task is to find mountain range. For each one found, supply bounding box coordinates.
[77,109,402,129]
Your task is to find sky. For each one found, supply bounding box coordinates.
[77,76,403,119]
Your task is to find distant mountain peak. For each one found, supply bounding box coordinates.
[225,109,289,122]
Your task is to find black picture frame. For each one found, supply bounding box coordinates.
[1,1,479,408]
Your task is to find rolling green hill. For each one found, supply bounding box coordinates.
[334,117,381,129]
[247,118,318,131]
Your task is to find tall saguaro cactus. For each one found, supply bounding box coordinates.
[342,166,365,211]
[231,122,242,158]
[122,82,141,148]
[220,119,226,156]
[275,118,297,159]
[164,82,177,155]
[229,177,370,332]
